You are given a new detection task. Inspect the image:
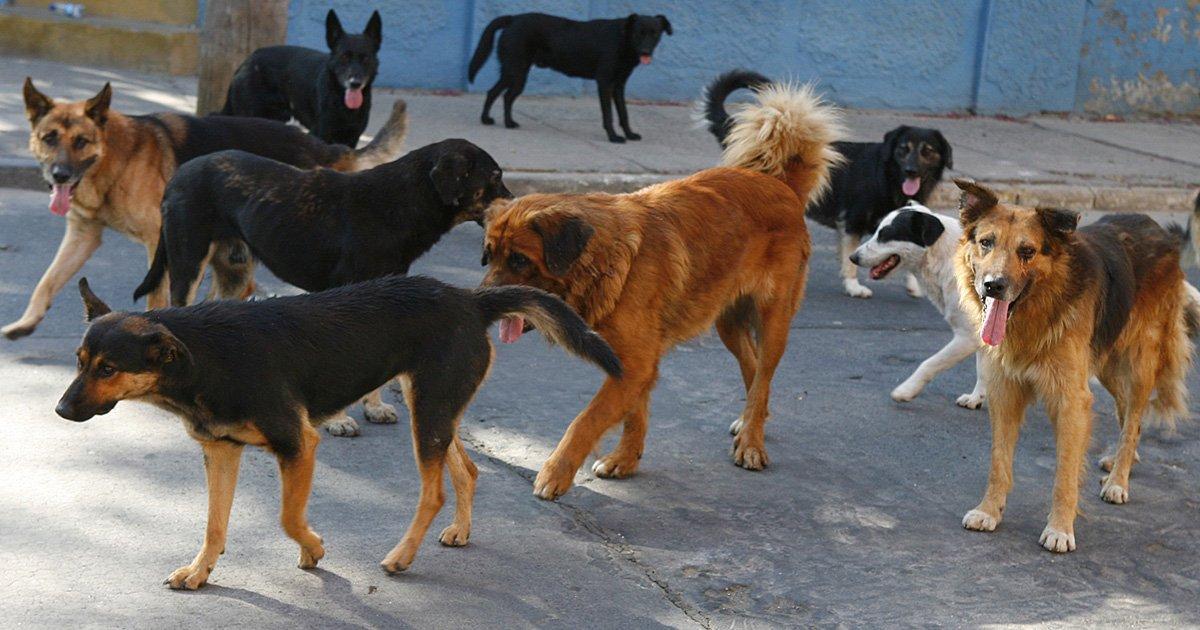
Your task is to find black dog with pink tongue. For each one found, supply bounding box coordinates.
[220,9,381,149]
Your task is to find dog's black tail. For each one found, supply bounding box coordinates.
[700,69,773,146]
[133,233,167,302]
[473,285,622,378]
[467,15,513,83]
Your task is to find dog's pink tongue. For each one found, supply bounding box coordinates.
[49,184,72,216]
[499,315,525,344]
[981,296,1009,346]
[902,177,921,197]
[344,87,364,110]
[639,54,652,65]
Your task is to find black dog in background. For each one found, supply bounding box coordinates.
[704,69,953,299]
[221,10,381,148]
[468,12,672,143]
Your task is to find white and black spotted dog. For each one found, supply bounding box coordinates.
[850,202,985,408]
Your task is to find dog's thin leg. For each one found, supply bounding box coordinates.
[438,437,477,547]
[502,69,528,129]
[1040,379,1092,552]
[732,296,795,470]
[278,422,325,569]
[3,216,102,339]
[956,350,987,410]
[963,373,1029,535]
[362,386,399,424]
[905,272,924,298]
[892,333,979,403]
[481,77,508,126]
[614,83,639,141]
[209,240,256,301]
[839,231,871,298]
[1100,366,1150,505]
[165,440,243,590]
[143,238,171,310]
[592,386,652,479]
[598,82,623,143]
[181,243,218,306]
[716,305,760,435]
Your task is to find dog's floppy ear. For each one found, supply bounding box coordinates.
[78,278,111,321]
[883,125,911,151]
[656,15,673,35]
[430,152,470,206]
[1036,206,1079,241]
[364,10,383,51]
[909,211,946,247]
[84,83,112,127]
[955,178,998,226]
[933,130,953,170]
[23,77,55,124]
[535,214,593,277]
[325,9,346,50]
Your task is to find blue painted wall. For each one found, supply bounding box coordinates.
[281,0,1200,115]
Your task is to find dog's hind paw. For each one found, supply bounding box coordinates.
[165,562,211,590]
[364,401,399,424]
[1100,478,1129,504]
[962,508,999,532]
[1,318,37,340]
[1039,526,1076,553]
[956,393,985,409]
[891,382,921,402]
[591,452,640,478]
[438,523,471,547]
[324,416,361,437]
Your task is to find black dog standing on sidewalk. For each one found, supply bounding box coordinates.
[468,12,672,143]
[221,10,382,148]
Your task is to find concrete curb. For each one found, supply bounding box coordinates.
[0,157,1193,213]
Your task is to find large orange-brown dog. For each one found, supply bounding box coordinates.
[482,82,843,499]
[2,79,407,341]
[954,179,1199,552]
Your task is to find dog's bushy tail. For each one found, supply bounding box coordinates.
[346,99,408,171]
[718,80,845,209]
[1150,280,1200,428]
[699,69,772,146]
[473,286,622,378]
[468,15,513,83]
[133,233,168,302]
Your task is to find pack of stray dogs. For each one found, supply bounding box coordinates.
[5,7,1198,590]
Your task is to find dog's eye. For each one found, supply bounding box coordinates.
[507,252,529,270]
[979,237,994,250]
[42,132,58,146]
[73,136,90,150]
[96,364,116,378]
[1017,245,1036,261]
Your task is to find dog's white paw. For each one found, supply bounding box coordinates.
[364,401,399,424]
[728,417,744,435]
[962,509,999,532]
[906,276,924,299]
[1039,526,1076,553]
[324,416,361,437]
[1100,478,1129,504]
[956,392,985,409]
[891,382,921,402]
[844,280,873,299]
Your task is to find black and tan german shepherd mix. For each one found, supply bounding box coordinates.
[2,79,408,341]
[221,10,382,148]
[57,276,621,589]
[954,179,1199,553]
[704,69,952,299]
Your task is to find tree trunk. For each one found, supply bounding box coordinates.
[195,0,289,115]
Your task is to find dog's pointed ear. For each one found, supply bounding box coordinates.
[883,125,910,151]
[364,10,383,50]
[78,278,111,321]
[911,211,946,247]
[430,152,470,206]
[84,83,112,127]
[656,15,673,35]
[955,178,998,225]
[23,77,54,124]
[535,214,593,277]
[1036,206,1079,241]
[934,130,953,170]
[624,13,639,33]
[140,328,190,367]
[325,9,346,50]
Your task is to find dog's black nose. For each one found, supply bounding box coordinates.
[983,278,1008,298]
[55,399,75,420]
[849,252,860,265]
[348,79,363,89]
[50,164,72,184]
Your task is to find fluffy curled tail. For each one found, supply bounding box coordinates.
[473,285,622,378]
[346,99,408,171]
[1150,280,1200,427]
[699,69,772,145]
[468,15,513,83]
[133,233,167,302]
[716,78,844,208]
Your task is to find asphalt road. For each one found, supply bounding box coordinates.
[1,188,1198,628]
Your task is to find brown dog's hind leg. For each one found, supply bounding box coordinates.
[962,373,1031,535]
[438,437,478,547]
[278,422,325,569]
[731,295,797,470]
[1097,359,1151,505]
[165,440,244,590]
[717,299,760,436]
[208,239,256,301]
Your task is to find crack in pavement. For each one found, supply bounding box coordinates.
[458,432,713,629]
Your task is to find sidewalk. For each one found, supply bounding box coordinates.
[2,57,1197,211]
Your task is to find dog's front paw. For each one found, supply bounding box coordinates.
[533,457,577,500]
[364,401,398,424]
[624,132,642,141]
[1,318,37,340]
[843,280,873,299]
[504,120,520,129]
[324,415,361,437]
[298,534,325,569]
[1100,477,1129,504]
[962,508,999,532]
[607,134,626,144]
[732,432,769,470]
[891,381,922,402]
[956,392,985,409]
[165,562,212,590]
[1039,525,1076,553]
[905,275,924,299]
[380,544,416,574]
[591,451,640,479]
[481,115,495,125]
[438,523,470,547]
